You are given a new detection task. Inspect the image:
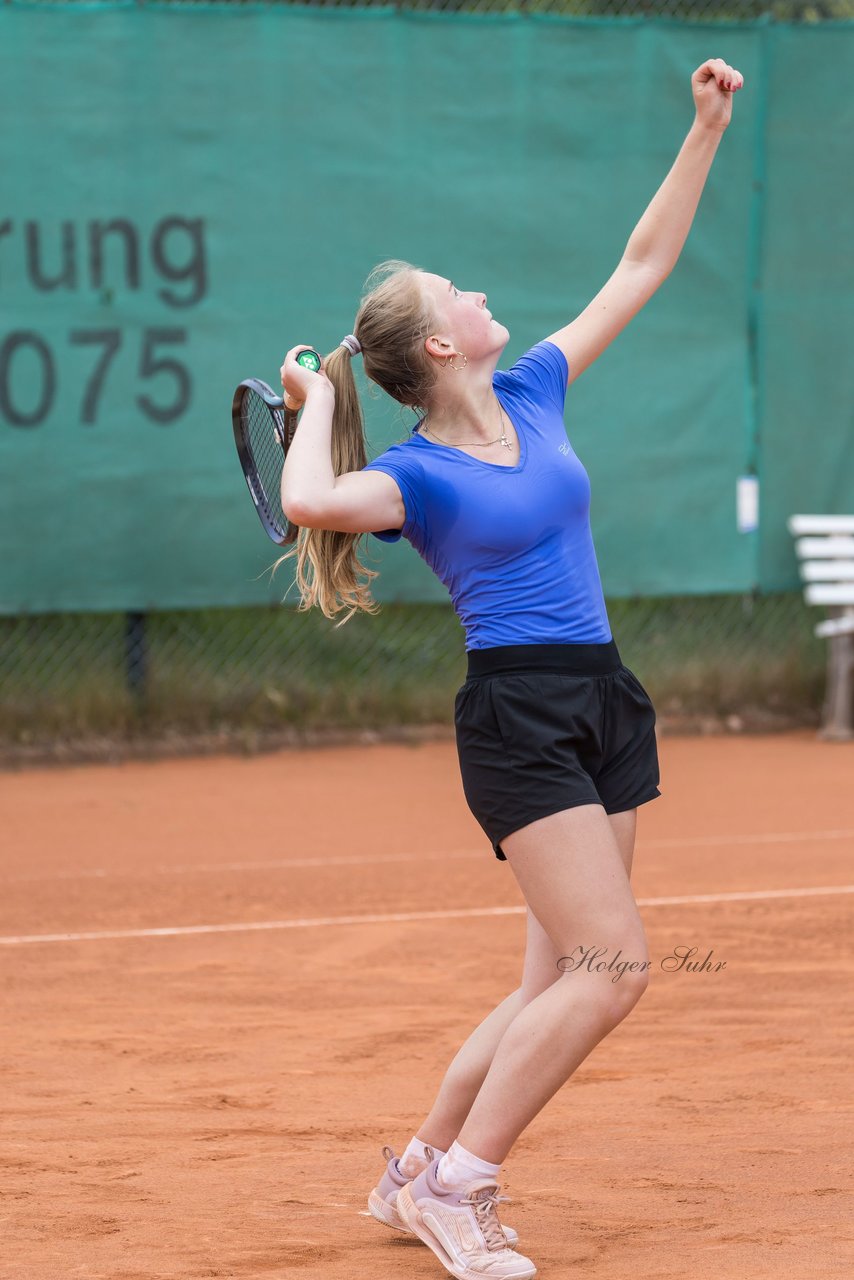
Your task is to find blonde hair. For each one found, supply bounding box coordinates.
[272,259,440,627]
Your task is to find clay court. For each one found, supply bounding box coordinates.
[2,730,852,1279]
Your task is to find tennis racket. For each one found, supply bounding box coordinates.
[231,348,322,546]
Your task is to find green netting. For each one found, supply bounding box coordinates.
[0,10,852,616]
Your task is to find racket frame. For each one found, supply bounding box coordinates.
[232,377,301,546]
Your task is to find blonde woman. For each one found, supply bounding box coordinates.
[277,57,742,1280]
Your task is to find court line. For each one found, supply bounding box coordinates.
[3,828,853,885]
[1,885,852,947]
[0,849,485,884]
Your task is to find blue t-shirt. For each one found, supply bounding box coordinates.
[362,339,612,650]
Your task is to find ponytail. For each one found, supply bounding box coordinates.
[271,260,439,628]
[271,342,380,628]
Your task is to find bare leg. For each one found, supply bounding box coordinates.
[412,806,639,1155]
[413,907,563,1152]
[452,803,650,1163]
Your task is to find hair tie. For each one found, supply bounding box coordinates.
[340,334,361,356]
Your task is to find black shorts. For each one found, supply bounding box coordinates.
[454,639,661,861]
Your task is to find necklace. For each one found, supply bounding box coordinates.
[420,404,513,450]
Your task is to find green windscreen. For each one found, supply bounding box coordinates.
[1,8,851,612]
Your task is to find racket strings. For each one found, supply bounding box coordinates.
[242,391,287,529]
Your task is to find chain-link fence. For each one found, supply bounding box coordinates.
[0,591,830,763]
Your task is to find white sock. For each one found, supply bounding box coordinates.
[435,1139,501,1191]
[399,1135,446,1176]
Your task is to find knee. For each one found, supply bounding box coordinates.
[601,962,651,1023]
[519,972,562,1006]
[557,942,651,1023]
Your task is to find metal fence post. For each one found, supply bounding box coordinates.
[125,611,148,701]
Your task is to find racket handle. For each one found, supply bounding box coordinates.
[283,347,323,413]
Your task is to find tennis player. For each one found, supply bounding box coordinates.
[278,57,742,1280]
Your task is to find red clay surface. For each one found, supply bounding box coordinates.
[1,731,853,1279]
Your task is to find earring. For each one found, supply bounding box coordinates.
[448,353,468,371]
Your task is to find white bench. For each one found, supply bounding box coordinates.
[788,514,854,740]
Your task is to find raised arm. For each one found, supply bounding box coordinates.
[546,57,744,387]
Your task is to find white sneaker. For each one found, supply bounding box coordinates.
[395,1155,536,1279]
[367,1144,520,1247]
